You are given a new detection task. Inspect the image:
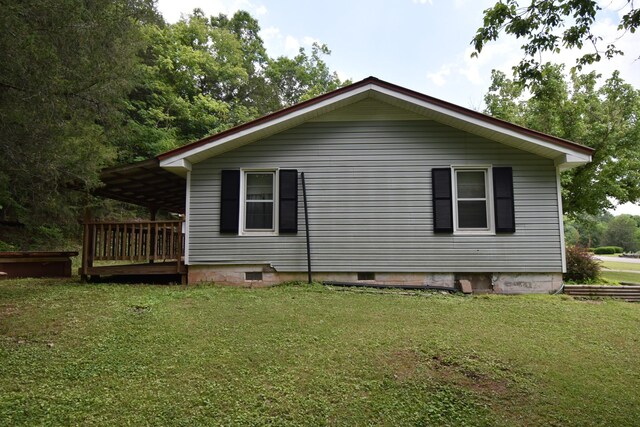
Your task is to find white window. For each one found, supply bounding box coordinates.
[453,168,493,233]
[241,170,278,234]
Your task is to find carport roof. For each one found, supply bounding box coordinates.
[94,158,185,213]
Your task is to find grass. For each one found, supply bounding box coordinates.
[600,259,640,272]
[598,259,640,284]
[2,280,640,426]
[600,271,640,284]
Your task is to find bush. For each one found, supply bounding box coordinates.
[593,246,624,254]
[0,240,16,251]
[564,245,601,283]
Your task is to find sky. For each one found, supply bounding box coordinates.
[157,0,640,215]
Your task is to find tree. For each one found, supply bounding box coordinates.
[118,10,348,162]
[266,43,346,107]
[118,9,253,161]
[484,65,640,215]
[564,212,609,248]
[1,5,348,248]
[604,215,640,252]
[0,0,159,239]
[472,0,639,83]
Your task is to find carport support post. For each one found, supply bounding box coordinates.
[80,207,94,282]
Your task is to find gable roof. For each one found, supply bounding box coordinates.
[158,76,593,175]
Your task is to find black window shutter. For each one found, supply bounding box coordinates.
[279,169,298,233]
[432,168,453,233]
[220,170,240,233]
[493,167,515,233]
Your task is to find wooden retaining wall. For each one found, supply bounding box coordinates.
[0,252,78,278]
[564,285,640,302]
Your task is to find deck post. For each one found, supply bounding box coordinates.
[149,206,157,264]
[81,222,89,282]
[80,208,94,282]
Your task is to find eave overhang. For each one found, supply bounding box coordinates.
[158,77,593,174]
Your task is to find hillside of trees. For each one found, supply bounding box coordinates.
[565,213,640,253]
[0,0,346,249]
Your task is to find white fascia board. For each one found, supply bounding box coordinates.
[161,159,192,177]
[371,86,592,159]
[554,154,592,171]
[159,85,374,168]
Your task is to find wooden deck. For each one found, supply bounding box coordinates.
[80,220,186,284]
[82,261,183,276]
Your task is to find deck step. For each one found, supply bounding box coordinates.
[564,285,640,302]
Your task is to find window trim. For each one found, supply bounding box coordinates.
[239,168,279,236]
[451,165,495,235]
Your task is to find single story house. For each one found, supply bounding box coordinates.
[87,77,594,293]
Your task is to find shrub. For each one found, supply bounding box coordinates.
[593,246,624,254]
[0,240,16,251]
[564,245,601,283]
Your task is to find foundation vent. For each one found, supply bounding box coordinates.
[245,272,263,281]
[357,272,375,281]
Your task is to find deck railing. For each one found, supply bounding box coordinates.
[80,220,185,277]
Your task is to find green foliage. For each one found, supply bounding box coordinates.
[564,212,609,248]
[564,223,580,246]
[118,10,348,162]
[604,214,640,252]
[266,43,346,106]
[0,0,159,235]
[593,246,623,254]
[564,245,601,282]
[472,0,639,84]
[0,240,16,251]
[1,5,347,247]
[484,65,640,215]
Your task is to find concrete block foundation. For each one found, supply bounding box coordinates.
[187,265,563,294]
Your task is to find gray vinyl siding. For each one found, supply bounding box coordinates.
[188,120,563,272]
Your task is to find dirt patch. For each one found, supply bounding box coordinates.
[387,349,427,381]
[4,336,55,348]
[430,354,510,395]
[383,350,511,396]
[0,304,20,318]
[130,305,150,314]
[574,298,604,304]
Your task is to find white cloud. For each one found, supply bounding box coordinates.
[284,35,300,54]
[426,64,452,86]
[598,0,633,19]
[611,202,640,216]
[302,36,322,46]
[156,0,268,23]
[260,27,325,58]
[261,26,281,41]
[412,0,433,4]
[427,10,639,103]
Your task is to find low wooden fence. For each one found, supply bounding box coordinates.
[564,285,640,302]
[80,220,185,278]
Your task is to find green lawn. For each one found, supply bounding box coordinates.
[2,280,640,426]
[600,271,640,284]
[600,259,640,272]
[599,259,640,284]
